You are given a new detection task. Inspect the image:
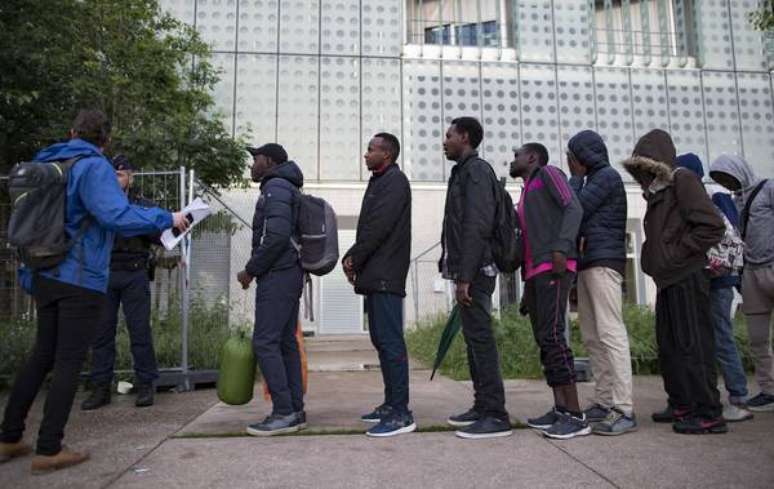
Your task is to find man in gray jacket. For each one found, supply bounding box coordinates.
[710,155,774,412]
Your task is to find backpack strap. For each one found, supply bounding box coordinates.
[741,179,768,241]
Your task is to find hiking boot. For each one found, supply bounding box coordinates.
[455,416,512,440]
[135,383,154,408]
[543,411,592,440]
[651,405,689,423]
[360,405,392,424]
[366,411,417,438]
[246,413,302,437]
[592,408,638,436]
[31,447,89,474]
[583,403,611,423]
[447,407,481,427]
[527,408,559,430]
[0,441,32,463]
[81,383,111,411]
[746,392,774,412]
[673,415,728,434]
[723,404,753,423]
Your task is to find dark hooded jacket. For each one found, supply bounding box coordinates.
[568,130,627,274]
[245,161,304,279]
[623,130,724,289]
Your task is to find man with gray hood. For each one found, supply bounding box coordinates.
[710,155,774,412]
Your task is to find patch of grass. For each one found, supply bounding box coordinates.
[407,303,760,381]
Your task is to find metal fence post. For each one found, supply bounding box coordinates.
[179,166,191,391]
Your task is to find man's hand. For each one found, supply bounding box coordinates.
[455,281,473,307]
[237,270,253,290]
[172,212,192,233]
[342,256,356,285]
[568,157,586,177]
[552,251,567,277]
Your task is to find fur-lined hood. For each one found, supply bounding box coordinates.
[622,129,677,189]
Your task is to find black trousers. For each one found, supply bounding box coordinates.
[524,272,577,387]
[252,266,304,416]
[460,273,508,420]
[367,293,409,414]
[1,276,105,455]
[656,270,722,418]
[90,269,158,385]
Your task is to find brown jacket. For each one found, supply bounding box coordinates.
[623,130,724,289]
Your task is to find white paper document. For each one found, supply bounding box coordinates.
[160,197,212,250]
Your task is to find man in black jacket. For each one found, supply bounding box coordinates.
[440,117,511,439]
[238,143,306,436]
[82,155,161,410]
[343,133,414,438]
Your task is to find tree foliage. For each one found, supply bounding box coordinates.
[0,0,248,187]
[750,3,774,31]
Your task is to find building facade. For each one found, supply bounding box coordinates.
[160,0,774,334]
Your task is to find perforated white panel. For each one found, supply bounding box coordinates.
[277,55,319,179]
[234,54,277,143]
[321,0,360,55]
[630,68,670,139]
[362,0,402,57]
[158,0,195,24]
[702,71,742,161]
[208,53,236,135]
[520,64,560,165]
[403,59,444,181]
[553,0,592,64]
[481,62,521,179]
[279,1,320,54]
[729,1,767,71]
[361,58,402,169]
[695,0,734,70]
[515,1,555,62]
[237,0,279,52]
[320,57,360,180]
[442,61,483,177]
[593,67,634,170]
[196,0,237,51]
[737,73,774,176]
[666,70,708,164]
[557,65,596,165]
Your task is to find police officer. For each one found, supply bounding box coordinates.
[82,155,161,410]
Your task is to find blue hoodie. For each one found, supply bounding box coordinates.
[677,153,739,289]
[18,139,173,293]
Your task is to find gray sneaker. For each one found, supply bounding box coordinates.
[722,404,753,422]
[543,411,591,440]
[583,403,611,423]
[246,413,302,436]
[592,408,638,436]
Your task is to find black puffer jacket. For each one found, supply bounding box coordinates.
[568,130,628,271]
[245,161,303,279]
[110,194,161,272]
[439,152,498,283]
[345,164,411,297]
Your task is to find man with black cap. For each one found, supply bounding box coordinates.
[238,143,307,436]
[82,154,163,410]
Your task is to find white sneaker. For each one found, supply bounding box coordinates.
[722,404,754,423]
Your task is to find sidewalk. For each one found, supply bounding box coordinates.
[1,335,773,489]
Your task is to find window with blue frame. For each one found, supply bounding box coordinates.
[424,20,499,47]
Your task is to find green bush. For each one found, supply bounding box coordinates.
[407,303,758,381]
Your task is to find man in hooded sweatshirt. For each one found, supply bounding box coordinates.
[674,153,752,423]
[0,109,188,472]
[238,143,306,436]
[623,130,725,434]
[567,130,636,435]
[710,154,774,412]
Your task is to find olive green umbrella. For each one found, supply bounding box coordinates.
[430,304,462,380]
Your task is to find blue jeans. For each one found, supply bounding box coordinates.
[710,287,749,404]
[367,293,410,414]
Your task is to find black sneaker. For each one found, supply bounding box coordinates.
[246,413,301,436]
[527,408,559,430]
[81,383,111,411]
[651,405,689,423]
[583,403,611,423]
[135,383,155,408]
[673,415,728,434]
[746,392,774,412]
[296,410,307,429]
[360,405,392,423]
[455,416,512,439]
[447,407,481,427]
[543,411,592,440]
[366,411,417,438]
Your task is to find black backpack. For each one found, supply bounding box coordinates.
[489,173,523,274]
[6,157,89,270]
[291,193,339,276]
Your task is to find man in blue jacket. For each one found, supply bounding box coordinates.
[237,143,306,436]
[0,109,188,473]
[567,130,637,436]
